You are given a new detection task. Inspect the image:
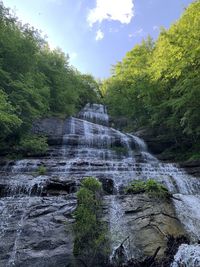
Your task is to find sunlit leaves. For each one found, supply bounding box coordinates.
[103,0,200,150]
[0,1,99,150]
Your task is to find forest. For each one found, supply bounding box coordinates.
[0,0,200,161]
[0,1,99,156]
[102,0,200,161]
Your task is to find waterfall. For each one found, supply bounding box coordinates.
[171,244,200,267]
[172,194,200,241]
[7,198,29,267]
[78,103,109,126]
[1,170,49,266]
[0,103,200,266]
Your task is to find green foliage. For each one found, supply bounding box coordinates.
[125,180,146,194]
[189,153,200,161]
[111,146,129,155]
[145,179,170,199]
[18,135,48,156]
[126,179,170,200]
[0,89,22,141]
[0,2,100,154]
[73,177,109,266]
[37,165,47,175]
[103,1,200,160]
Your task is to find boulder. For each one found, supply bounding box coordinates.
[104,194,185,259]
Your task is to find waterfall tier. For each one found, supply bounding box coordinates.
[0,103,200,266]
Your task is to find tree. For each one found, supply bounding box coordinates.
[103,1,200,159]
[0,1,100,155]
[0,89,21,142]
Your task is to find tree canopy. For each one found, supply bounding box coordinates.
[102,0,200,160]
[0,1,100,152]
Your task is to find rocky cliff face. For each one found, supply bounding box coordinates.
[0,103,200,266]
[135,128,200,177]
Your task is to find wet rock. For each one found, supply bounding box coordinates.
[99,177,114,194]
[171,244,200,267]
[0,104,199,266]
[179,160,200,176]
[135,129,175,156]
[104,194,185,259]
[32,118,65,137]
[0,195,76,267]
[44,178,77,196]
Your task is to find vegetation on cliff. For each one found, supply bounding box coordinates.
[125,179,170,200]
[102,0,200,161]
[73,177,109,267]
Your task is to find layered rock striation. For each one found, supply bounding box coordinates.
[0,104,200,266]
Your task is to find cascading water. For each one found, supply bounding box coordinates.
[0,103,200,266]
[78,103,109,126]
[171,244,200,267]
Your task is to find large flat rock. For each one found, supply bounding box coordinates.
[0,195,76,267]
[104,194,185,259]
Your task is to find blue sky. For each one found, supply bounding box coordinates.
[3,0,194,78]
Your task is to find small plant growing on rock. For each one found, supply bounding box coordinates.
[125,179,170,200]
[145,179,170,199]
[37,165,47,175]
[125,180,146,194]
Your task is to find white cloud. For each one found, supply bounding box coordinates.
[128,28,143,38]
[87,0,134,27]
[95,29,104,41]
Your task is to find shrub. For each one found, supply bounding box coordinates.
[189,152,200,161]
[19,134,48,156]
[73,177,109,266]
[126,180,146,194]
[125,179,170,200]
[145,179,170,199]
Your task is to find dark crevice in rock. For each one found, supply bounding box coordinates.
[130,212,180,223]
[42,180,77,196]
[99,178,114,194]
[125,207,144,214]
[109,235,190,267]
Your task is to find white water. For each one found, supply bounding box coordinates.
[1,103,200,265]
[7,198,29,267]
[173,194,200,241]
[78,103,109,125]
[171,244,200,267]
[0,173,48,265]
[109,196,140,261]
